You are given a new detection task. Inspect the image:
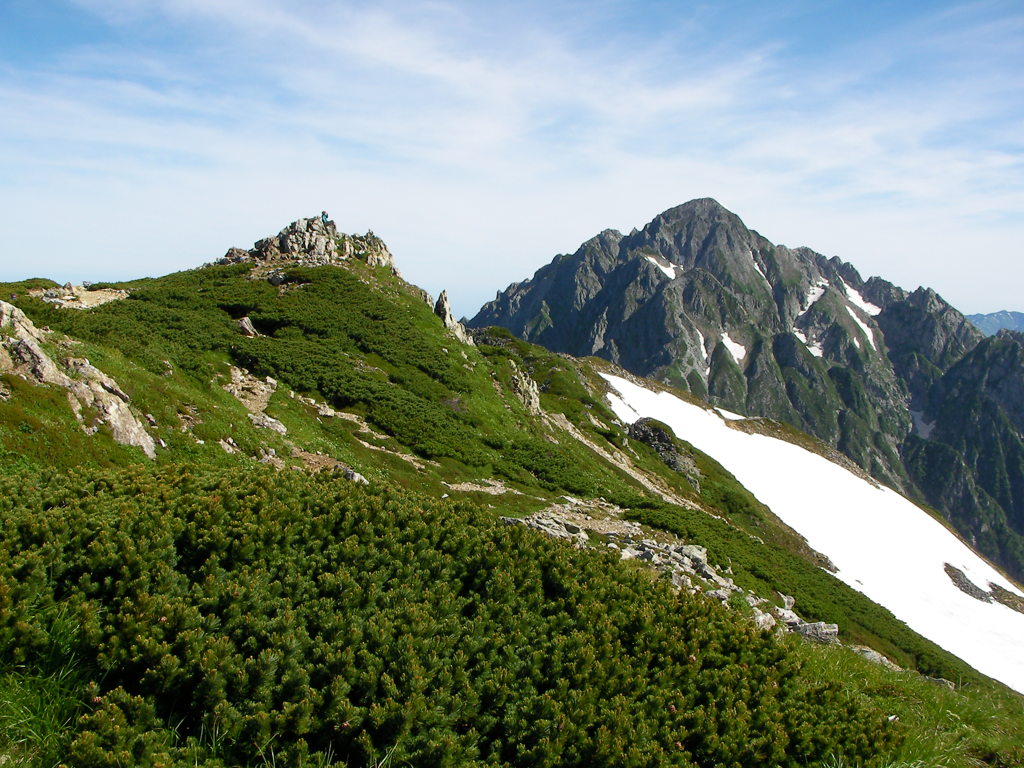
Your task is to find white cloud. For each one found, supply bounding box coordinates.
[1,1,1022,316]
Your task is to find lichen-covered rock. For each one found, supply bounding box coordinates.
[852,645,902,670]
[248,412,287,435]
[237,316,258,337]
[344,467,369,485]
[500,514,589,548]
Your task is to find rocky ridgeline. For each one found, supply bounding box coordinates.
[219,216,395,273]
[503,507,843,647]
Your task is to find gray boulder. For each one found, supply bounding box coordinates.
[795,621,840,644]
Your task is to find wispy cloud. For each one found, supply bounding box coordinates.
[1,0,1022,314]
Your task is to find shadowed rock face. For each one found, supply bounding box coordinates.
[470,198,1024,581]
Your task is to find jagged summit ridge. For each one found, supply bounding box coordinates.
[471,197,914,406]
[470,197,1024,583]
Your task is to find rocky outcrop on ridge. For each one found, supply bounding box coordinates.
[507,359,541,415]
[433,290,475,346]
[219,216,395,272]
[627,417,700,489]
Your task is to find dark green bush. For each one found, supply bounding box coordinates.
[0,465,900,767]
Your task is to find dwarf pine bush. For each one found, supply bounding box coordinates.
[0,464,901,767]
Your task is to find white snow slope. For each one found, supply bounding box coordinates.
[601,373,1024,693]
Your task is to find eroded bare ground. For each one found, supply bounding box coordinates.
[444,479,524,495]
[224,367,277,414]
[289,445,349,474]
[28,285,129,309]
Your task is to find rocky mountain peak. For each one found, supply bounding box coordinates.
[655,197,735,224]
[469,197,1024,582]
[218,215,395,272]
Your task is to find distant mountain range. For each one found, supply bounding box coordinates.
[969,310,1024,336]
[470,198,1024,582]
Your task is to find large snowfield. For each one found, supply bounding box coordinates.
[601,373,1024,694]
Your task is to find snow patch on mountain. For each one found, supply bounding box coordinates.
[720,332,747,363]
[750,251,771,287]
[800,279,829,316]
[844,304,877,350]
[844,284,882,316]
[601,373,1024,694]
[793,329,824,359]
[694,327,709,374]
[910,409,936,440]
[644,256,677,279]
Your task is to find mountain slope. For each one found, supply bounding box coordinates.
[2,216,1023,766]
[601,372,1024,694]
[470,199,1024,582]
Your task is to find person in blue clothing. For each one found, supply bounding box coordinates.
[321,211,329,227]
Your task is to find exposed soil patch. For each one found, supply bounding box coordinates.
[29,285,129,309]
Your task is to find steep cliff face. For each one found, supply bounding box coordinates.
[470,199,1024,580]
[926,332,1024,530]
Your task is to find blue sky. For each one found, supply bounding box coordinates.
[1,0,1022,316]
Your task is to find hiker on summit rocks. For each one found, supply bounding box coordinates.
[321,211,329,227]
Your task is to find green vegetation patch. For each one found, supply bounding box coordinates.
[0,464,899,767]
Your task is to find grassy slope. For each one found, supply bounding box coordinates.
[1,259,1023,766]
